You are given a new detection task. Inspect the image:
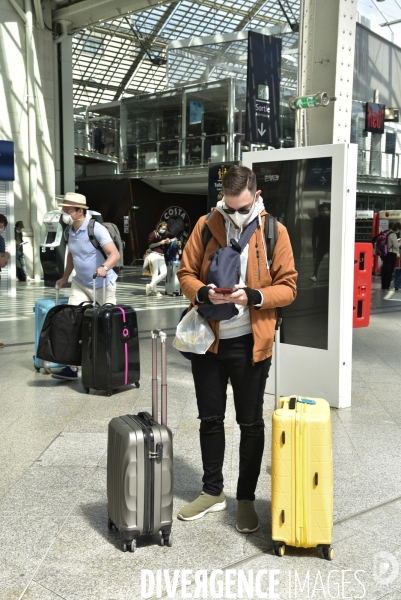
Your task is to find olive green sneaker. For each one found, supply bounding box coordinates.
[236,500,259,533]
[178,491,226,521]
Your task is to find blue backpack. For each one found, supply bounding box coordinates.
[198,218,258,321]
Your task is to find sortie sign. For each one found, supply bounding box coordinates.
[245,33,282,145]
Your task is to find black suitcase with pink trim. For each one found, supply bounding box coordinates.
[81,276,140,396]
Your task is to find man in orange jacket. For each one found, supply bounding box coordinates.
[177,166,297,532]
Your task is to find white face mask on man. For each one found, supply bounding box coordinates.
[228,211,253,228]
[223,196,257,229]
[62,214,73,225]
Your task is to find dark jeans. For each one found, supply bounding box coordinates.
[313,245,329,277]
[381,253,397,290]
[16,251,28,278]
[191,334,272,501]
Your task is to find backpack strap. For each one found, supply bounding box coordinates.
[64,224,71,242]
[264,214,278,268]
[88,218,108,261]
[201,211,214,250]
[235,218,258,250]
[201,211,278,267]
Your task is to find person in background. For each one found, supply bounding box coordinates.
[310,203,331,282]
[146,221,173,297]
[15,221,31,281]
[381,222,401,291]
[0,214,10,349]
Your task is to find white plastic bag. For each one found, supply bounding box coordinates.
[173,307,215,355]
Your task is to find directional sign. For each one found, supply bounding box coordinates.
[0,141,14,181]
[304,157,332,191]
[245,33,281,145]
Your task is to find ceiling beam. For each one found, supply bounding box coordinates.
[52,0,177,32]
[73,77,143,95]
[167,23,291,51]
[112,5,174,100]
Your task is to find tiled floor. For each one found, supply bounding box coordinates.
[1,269,401,600]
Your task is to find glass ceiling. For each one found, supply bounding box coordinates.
[71,0,401,109]
[72,0,300,107]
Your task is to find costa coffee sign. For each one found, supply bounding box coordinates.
[365,102,385,134]
[160,206,191,242]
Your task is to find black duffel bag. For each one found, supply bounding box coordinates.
[37,302,90,366]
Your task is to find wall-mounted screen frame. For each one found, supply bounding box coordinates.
[243,143,357,408]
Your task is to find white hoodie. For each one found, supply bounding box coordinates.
[215,196,266,340]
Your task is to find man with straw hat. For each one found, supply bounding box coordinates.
[52,192,120,381]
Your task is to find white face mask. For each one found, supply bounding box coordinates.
[62,214,73,225]
[229,211,253,228]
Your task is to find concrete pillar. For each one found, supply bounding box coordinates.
[298,0,358,146]
[58,35,75,193]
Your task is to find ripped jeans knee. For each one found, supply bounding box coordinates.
[199,414,224,435]
[238,420,265,437]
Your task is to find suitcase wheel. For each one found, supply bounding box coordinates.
[35,368,40,373]
[123,539,136,553]
[322,545,334,561]
[107,517,117,533]
[273,542,285,557]
[160,532,172,547]
[85,388,90,394]
[135,381,140,388]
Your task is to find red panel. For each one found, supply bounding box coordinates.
[353,243,373,328]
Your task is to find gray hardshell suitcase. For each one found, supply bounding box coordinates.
[107,329,173,552]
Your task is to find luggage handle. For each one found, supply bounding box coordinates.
[274,318,282,410]
[151,329,167,426]
[55,285,60,305]
[92,273,106,307]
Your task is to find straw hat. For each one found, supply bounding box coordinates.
[58,192,88,210]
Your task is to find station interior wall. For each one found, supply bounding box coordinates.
[75,178,208,263]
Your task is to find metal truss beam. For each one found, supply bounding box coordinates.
[52,0,177,32]
[167,23,291,51]
[112,4,175,101]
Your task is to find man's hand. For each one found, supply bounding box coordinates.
[55,277,68,289]
[0,252,10,268]
[207,284,241,305]
[95,266,107,278]
[208,284,260,306]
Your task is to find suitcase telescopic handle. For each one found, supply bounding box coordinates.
[151,329,167,426]
[92,273,106,306]
[274,318,282,410]
[55,285,60,305]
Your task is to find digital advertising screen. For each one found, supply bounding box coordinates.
[253,157,332,350]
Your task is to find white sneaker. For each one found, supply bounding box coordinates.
[26,276,34,281]
[310,276,317,282]
[152,292,163,298]
[145,284,152,296]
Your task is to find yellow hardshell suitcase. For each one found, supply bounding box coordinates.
[271,321,334,561]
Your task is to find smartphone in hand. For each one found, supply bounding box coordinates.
[214,287,233,294]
